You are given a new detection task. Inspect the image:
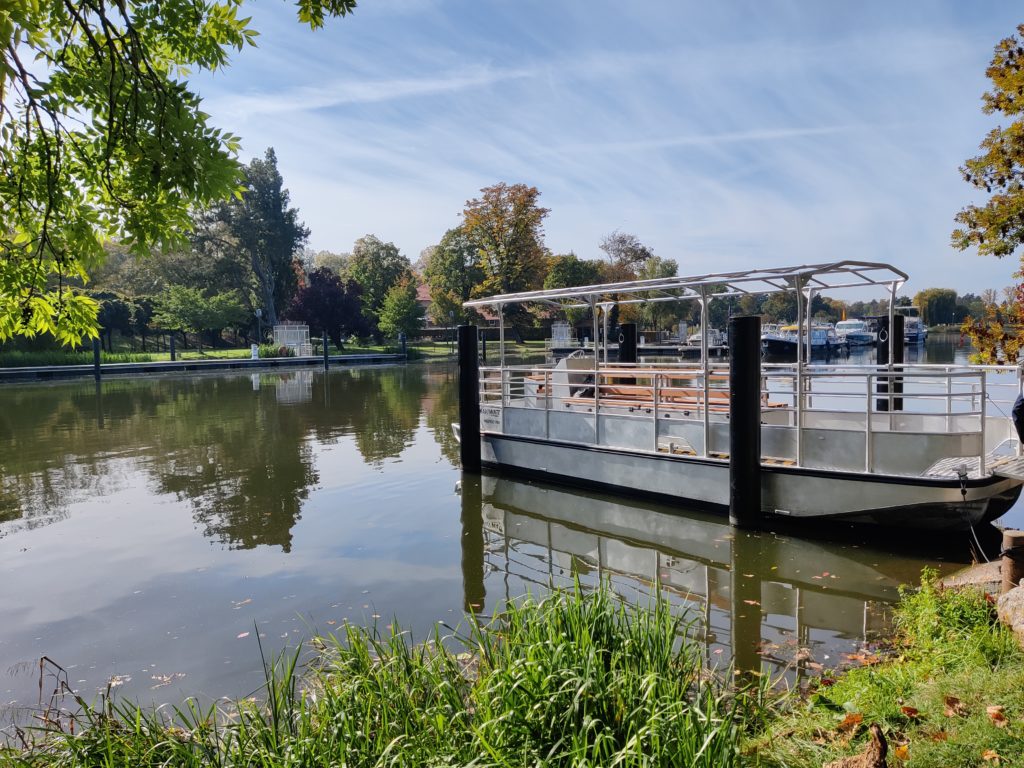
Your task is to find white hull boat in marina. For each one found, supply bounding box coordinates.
[835,319,877,347]
[457,262,1024,530]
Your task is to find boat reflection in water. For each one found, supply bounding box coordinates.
[459,474,963,681]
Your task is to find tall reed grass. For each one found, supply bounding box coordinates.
[3,584,754,766]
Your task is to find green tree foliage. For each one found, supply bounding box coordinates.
[311,250,350,276]
[0,1,355,344]
[632,256,679,331]
[543,253,604,325]
[348,235,412,338]
[201,149,309,328]
[153,285,246,349]
[424,227,484,325]
[913,288,959,325]
[378,280,425,339]
[543,253,604,290]
[286,267,366,347]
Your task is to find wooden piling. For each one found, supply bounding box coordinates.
[1002,529,1024,594]
[323,331,329,370]
[728,315,763,528]
[458,324,481,473]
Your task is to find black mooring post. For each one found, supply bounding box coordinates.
[458,324,481,473]
[729,315,763,528]
[876,316,905,411]
[92,337,101,381]
[323,331,329,370]
[892,314,904,411]
[618,322,637,385]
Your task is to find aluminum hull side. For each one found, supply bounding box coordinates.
[480,433,1020,530]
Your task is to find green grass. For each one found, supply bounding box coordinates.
[750,569,1024,767]
[2,584,752,767]
[0,348,261,367]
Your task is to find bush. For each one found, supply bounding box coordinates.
[257,344,294,359]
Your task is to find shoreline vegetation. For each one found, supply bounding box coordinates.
[0,341,551,369]
[3,575,1021,766]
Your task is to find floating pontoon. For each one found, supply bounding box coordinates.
[458,261,1024,530]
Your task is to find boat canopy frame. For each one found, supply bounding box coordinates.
[463,260,908,368]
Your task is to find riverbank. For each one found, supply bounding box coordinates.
[1,585,752,767]
[752,569,1024,767]
[0,340,550,380]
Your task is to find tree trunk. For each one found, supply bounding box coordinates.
[250,251,278,328]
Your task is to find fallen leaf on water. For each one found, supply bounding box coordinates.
[836,712,863,733]
[232,598,252,609]
[326,620,336,626]
[743,599,761,606]
[944,695,967,717]
[900,706,921,720]
[987,705,1008,727]
[236,632,250,639]
[982,748,1001,763]
[893,743,910,761]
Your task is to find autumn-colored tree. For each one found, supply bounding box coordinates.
[954,24,1024,361]
[463,183,550,334]
[599,231,656,281]
[463,183,549,297]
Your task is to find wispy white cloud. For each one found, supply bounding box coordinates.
[215,65,537,118]
[193,0,1024,297]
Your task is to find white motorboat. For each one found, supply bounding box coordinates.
[897,307,927,344]
[835,319,876,346]
[458,261,1024,530]
[761,323,847,357]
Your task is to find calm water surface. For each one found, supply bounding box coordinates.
[0,336,1018,725]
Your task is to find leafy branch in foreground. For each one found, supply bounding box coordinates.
[0,0,356,344]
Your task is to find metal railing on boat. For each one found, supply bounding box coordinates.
[478,361,1022,479]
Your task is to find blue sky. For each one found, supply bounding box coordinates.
[193,1,1023,299]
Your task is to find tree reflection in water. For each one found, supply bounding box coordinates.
[0,365,434,550]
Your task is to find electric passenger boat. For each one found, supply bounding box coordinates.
[457,262,1024,530]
